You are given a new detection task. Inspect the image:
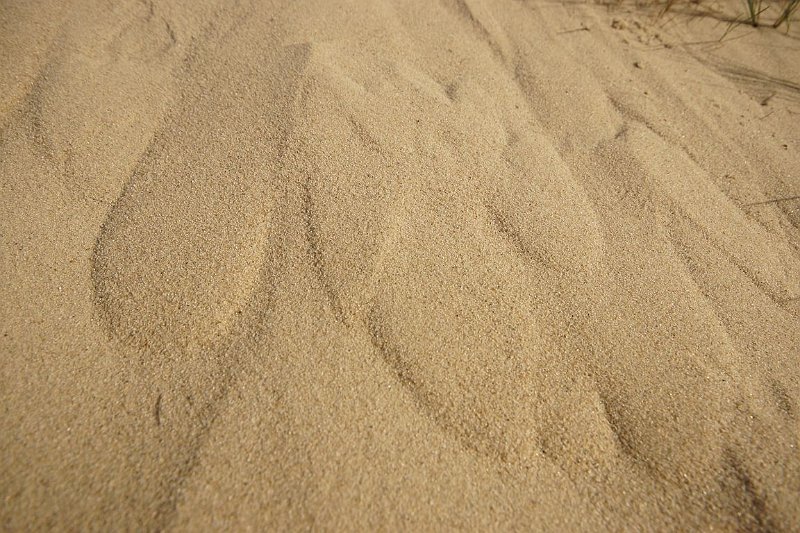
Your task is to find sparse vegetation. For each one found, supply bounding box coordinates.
[744,0,766,26]
[740,0,799,27]
[773,0,800,27]
[645,0,800,30]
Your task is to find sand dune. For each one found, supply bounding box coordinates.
[2,0,799,530]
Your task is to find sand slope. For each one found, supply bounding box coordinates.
[2,0,800,530]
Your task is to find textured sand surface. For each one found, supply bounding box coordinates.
[2,0,800,530]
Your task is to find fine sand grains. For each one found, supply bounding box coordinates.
[2,0,800,530]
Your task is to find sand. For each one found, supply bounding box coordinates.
[1,0,799,530]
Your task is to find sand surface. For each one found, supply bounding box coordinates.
[2,0,800,530]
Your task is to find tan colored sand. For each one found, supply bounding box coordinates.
[2,0,800,530]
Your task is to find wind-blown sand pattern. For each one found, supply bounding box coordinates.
[1,0,799,530]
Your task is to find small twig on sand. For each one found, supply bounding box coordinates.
[744,195,800,207]
[557,23,590,35]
